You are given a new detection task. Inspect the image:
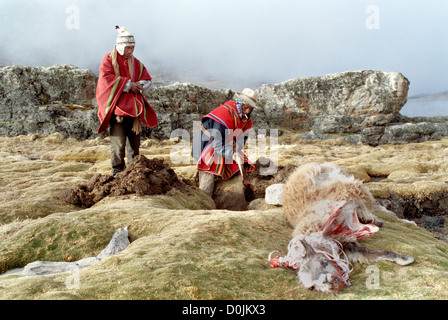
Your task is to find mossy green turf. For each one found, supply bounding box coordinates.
[1,134,448,299]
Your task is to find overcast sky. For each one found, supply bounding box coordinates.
[0,0,447,96]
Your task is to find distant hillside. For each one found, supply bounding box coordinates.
[409,91,448,101]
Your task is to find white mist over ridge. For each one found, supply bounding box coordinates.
[0,0,447,94]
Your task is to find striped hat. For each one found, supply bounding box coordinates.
[115,26,135,55]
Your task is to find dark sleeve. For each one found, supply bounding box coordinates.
[203,118,234,160]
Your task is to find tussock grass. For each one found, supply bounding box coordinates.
[1,203,447,299]
[0,133,448,299]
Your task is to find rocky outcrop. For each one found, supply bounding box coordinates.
[1,65,447,145]
[379,115,448,145]
[256,70,448,146]
[301,114,448,146]
[0,65,98,139]
[144,83,233,139]
[0,65,232,140]
[256,70,409,129]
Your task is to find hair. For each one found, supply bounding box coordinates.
[283,162,378,238]
[109,46,120,76]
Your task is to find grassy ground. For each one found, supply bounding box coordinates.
[0,133,447,299]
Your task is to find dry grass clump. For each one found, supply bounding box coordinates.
[54,148,110,163]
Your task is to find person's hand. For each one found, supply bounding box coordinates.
[243,177,254,189]
[233,151,253,189]
[130,82,143,93]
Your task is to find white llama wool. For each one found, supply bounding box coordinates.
[270,162,414,292]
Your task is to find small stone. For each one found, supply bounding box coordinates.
[265,183,285,206]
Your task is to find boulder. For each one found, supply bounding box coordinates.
[256,70,409,125]
[256,70,416,145]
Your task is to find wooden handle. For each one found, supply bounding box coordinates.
[235,153,248,181]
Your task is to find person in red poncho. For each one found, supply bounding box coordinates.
[96,26,157,176]
[192,88,258,197]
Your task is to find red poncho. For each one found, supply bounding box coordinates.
[96,52,157,134]
[196,101,256,180]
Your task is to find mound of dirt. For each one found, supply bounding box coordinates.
[246,157,297,199]
[60,155,191,208]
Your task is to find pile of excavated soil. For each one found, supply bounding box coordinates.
[60,155,297,210]
[60,155,191,208]
[246,157,298,199]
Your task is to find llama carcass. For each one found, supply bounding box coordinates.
[269,162,414,292]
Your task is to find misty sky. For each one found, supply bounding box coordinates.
[0,0,447,96]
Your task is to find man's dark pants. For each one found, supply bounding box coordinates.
[109,116,140,175]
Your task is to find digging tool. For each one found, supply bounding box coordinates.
[235,152,255,202]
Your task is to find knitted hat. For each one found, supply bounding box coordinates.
[115,26,135,55]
